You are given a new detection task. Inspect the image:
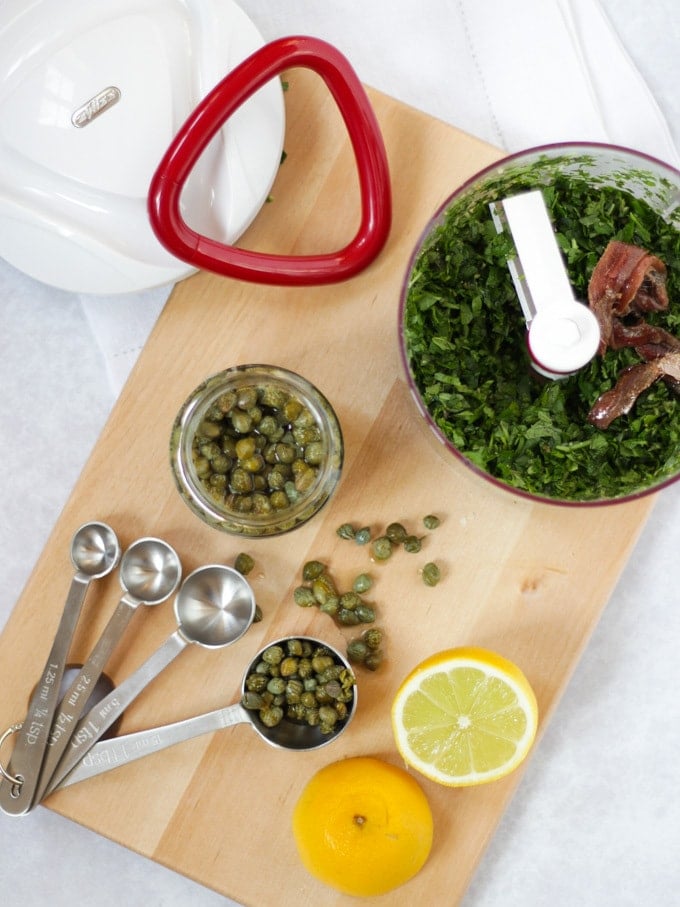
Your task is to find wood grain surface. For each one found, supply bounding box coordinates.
[0,70,654,905]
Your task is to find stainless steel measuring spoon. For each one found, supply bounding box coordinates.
[42,564,255,797]
[0,521,121,816]
[33,537,182,805]
[53,636,357,791]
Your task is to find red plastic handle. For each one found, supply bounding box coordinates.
[148,35,392,285]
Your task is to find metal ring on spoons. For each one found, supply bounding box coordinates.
[0,521,120,816]
[33,538,182,805]
[41,564,255,798]
[54,636,357,791]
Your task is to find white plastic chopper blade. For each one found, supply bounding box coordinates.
[489,189,600,378]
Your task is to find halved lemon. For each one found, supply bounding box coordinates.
[391,647,539,787]
[292,756,433,897]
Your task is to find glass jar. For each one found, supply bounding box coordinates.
[170,364,343,536]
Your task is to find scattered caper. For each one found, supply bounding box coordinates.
[336,523,356,540]
[354,527,372,545]
[371,536,393,560]
[423,514,440,530]
[294,585,317,608]
[319,597,339,617]
[339,591,361,611]
[293,560,378,630]
[347,638,369,663]
[362,627,383,650]
[355,604,376,623]
[403,535,423,553]
[352,573,373,593]
[346,627,386,671]
[422,562,441,586]
[312,573,337,605]
[385,522,407,543]
[364,651,383,672]
[234,552,255,575]
[302,560,326,581]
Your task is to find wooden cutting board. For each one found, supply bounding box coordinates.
[0,70,654,904]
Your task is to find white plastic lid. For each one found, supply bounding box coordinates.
[0,0,285,293]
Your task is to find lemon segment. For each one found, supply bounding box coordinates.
[392,647,538,787]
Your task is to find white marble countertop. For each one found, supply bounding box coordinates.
[1,2,679,904]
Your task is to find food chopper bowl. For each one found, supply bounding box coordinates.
[399,143,680,506]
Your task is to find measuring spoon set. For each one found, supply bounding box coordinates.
[0,520,257,815]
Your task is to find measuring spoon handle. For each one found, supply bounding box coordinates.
[0,573,91,815]
[55,703,248,789]
[43,630,188,797]
[34,595,139,804]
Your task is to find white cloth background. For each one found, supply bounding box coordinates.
[2,2,679,906]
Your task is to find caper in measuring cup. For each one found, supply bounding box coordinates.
[241,637,356,738]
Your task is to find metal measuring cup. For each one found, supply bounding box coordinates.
[52,636,357,791]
